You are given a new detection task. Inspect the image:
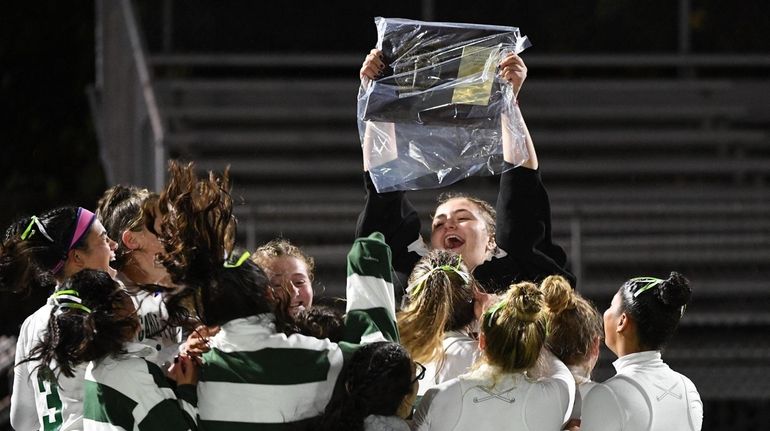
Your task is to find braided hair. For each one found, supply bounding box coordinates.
[318,342,414,431]
[21,269,140,379]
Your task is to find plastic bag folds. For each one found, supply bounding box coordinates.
[358,17,532,192]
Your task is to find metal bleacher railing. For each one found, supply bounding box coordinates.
[77,0,770,428]
[90,0,166,193]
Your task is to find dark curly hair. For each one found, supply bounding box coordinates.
[0,207,87,297]
[21,269,140,379]
[618,272,692,351]
[318,342,414,431]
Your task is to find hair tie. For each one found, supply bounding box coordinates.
[224,251,251,268]
[484,299,507,327]
[20,216,54,243]
[51,289,92,314]
[629,276,664,298]
[406,256,470,297]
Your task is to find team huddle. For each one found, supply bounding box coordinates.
[3,52,702,431]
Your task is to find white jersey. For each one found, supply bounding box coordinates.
[414,348,575,431]
[582,351,703,431]
[419,330,480,396]
[11,302,85,431]
[117,273,184,370]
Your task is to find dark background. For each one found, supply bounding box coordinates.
[2,0,769,232]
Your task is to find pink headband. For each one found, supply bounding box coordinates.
[51,207,96,274]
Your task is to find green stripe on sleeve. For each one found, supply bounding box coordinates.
[343,308,399,344]
[199,417,316,431]
[347,232,393,283]
[84,380,137,430]
[145,360,172,389]
[138,398,197,431]
[201,348,331,384]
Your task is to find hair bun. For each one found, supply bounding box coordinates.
[656,272,691,308]
[509,282,544,323]
[541,275,574,314]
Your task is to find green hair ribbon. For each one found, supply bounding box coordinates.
[224,251,251,268]
[406,256,470,297]
[20,216,54,242]
[51,289,92,314]
[630,277,664,298]
[484,298,508,327]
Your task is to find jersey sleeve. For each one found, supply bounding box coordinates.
[10,316,42,431]
[525,348,576,427]
[342,231,400,344]
[413,381,462,431]
[683,375,703,431]
[581,382,624,431]
[355,171,422,277]
[495,165,576,287]
[83,360,197,431]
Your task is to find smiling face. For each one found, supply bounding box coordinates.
[124,207,169,284]
[430,198,494,270]
[266,256,313,314]
[71,220,118,278]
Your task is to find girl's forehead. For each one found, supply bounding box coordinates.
[434,198,481,217]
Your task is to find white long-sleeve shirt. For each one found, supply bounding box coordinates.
[418,330,480,396]
[116,273,184,370]
[11,302,85,431]
[582,351,703,431]
[414,348,575,431]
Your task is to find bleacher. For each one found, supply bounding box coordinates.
[91,1,770,427]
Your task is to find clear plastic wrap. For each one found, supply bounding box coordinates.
[358,17,532,192]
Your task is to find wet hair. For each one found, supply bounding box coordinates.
[96,185,159,271]
[295,305,345,342]
[618,272,692,351]
[252,238,316,282]
[435,192,496,241]
[318,342,413,431]
[0,206,89,297]
[541,275,602,366]
[21,269,140,379]
[397,250,476,363]
[155,161,271,329]
[481,281,546,373]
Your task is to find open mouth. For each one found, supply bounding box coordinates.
[443,234,465,250]
[290,303,306,314]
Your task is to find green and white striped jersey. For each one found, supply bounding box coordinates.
[83,343,197,431]
[198,232,399,430]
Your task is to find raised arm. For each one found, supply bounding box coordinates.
[356,49,422,278]
[491,54,575,287]
[343,231,400,344]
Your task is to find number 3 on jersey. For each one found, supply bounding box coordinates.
[36,374,63,431]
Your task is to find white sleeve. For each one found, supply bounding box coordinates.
[11,319,42,431]
[528,347,575,426]
[581,383,624,431]
[414,381,462,431]
[683,376,703,431]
